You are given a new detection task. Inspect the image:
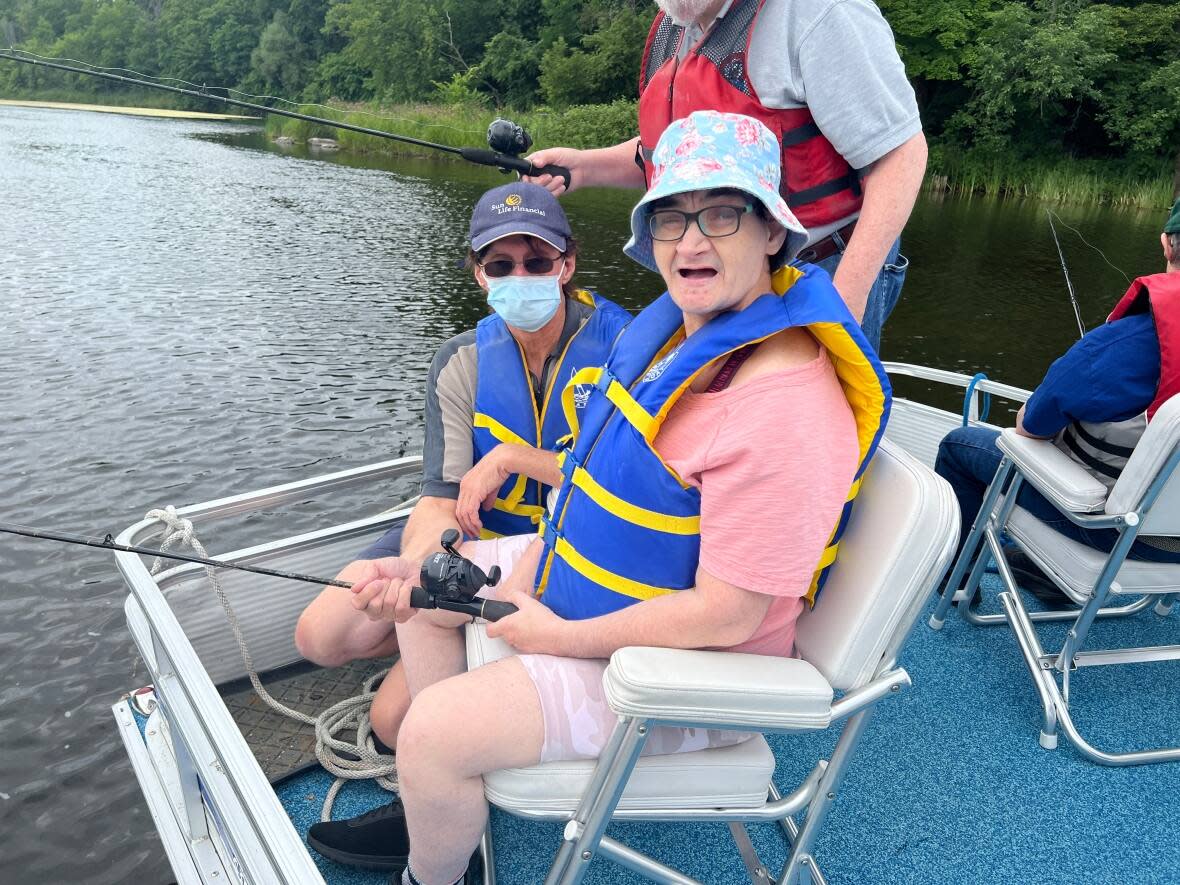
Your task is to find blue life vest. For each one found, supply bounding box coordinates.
[535,265,890,619]
[472,289,631,538]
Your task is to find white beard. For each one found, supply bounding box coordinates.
[655,0,716,26]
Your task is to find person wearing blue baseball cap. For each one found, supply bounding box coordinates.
[335,111,889,885]
[296,182,630,871]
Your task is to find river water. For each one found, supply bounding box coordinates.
[0,106,1170,882]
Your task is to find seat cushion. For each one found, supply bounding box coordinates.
[996,430,1109,513]
[483,736,776,815]
[604,647,832,730]
[1008,506,1180,600]
[465,625,777,815]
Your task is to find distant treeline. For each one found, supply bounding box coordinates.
[2,0,1177,203]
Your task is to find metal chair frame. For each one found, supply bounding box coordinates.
[477,443,959,884]
[930,441,1180,765]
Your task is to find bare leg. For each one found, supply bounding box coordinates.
[295,558,401,667]
[396,657,544,885]
[368,663,410,748]
[372,535,535,753]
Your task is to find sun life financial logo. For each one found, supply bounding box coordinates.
[490,197,546,217]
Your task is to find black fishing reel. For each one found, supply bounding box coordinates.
[409,530,518,622]
[458,117,570,190]
[487,118,533,157]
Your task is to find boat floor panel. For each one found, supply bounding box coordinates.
[221,659,388,781]
[277,573,1180,884]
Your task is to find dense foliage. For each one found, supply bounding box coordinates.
[1,0,1177,197]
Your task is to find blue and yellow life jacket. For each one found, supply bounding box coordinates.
[472,289,631,538]
[534,265,890,619]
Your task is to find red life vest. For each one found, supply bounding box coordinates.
[637,0,863,229]
[1107,272,1180,420]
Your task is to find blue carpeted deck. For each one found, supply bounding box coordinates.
[281,574,1180,885]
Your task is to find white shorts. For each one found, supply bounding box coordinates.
[464,535,753,764]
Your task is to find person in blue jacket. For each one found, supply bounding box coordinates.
[936,198,1180,604]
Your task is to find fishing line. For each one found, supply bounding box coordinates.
[4,46,487,139]
[1046,209,1132,286]
[0,47,571,186]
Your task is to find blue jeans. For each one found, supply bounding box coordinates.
[805,237,908,353]
[354,515,409,559]
[935,426,1180,563]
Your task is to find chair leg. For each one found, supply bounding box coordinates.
[1154,594,1175,616]
[930,459,1014,629]
[545,717,650,885]
[1001,524,1180,764]
[777,708,877,885]
[998,590,1060,748]
[480,823,495,885]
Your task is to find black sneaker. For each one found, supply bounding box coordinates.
[308,800,409,871]
[1004,548,1074,610]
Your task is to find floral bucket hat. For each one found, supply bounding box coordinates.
[623,110,809,273]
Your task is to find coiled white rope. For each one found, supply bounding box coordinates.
[144,506,398,820]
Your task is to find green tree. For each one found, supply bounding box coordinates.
[539,4,649,107]
[251,9,304,93]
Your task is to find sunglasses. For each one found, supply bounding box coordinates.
[478,256,560,278]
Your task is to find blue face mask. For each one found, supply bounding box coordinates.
[485,262,565,332]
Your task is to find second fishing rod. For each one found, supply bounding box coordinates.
[0,48,571,189]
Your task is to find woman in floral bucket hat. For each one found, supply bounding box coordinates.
[339,111,891,885]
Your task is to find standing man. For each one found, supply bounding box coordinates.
[526,0,927,351]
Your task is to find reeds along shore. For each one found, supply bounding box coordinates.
[5,87,1169,210]
[263,99,1176,211]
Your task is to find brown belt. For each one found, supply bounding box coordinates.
[794,220,857,264]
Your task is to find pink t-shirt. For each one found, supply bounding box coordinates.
[653,349,859,657]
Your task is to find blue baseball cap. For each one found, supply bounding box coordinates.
[469,182,571,253]
[623,111,809,272]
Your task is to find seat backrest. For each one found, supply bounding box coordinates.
[1106,395,1180,536]
[795,439,958,691]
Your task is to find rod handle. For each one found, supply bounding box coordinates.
[477,599,518,622]
[459,148,571,191]
[407,587,518,622]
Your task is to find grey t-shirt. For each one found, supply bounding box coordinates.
[419,296,596,499]
[674,0,922,238]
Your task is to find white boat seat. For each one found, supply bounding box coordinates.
[933,396,1180,765]
[996,432,1108,513]
[1008,505,1180,603]
[469,440,960,883]
[466,626,781,813]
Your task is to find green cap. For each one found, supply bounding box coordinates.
[1166,197,1180,235]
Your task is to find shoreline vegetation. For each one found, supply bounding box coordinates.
[2,89,1172,210]
[3,1,1176,211]
[259,99,1175,211]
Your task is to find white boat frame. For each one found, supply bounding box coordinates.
[111,364,1031,884]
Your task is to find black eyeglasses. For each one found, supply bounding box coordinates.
[648,204,755,242]
[478,256,560,278]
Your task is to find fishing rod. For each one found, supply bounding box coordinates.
[0,48,571,188]
[1046,210,1087,339]
[0,521,520,621]
[0,521,350,588]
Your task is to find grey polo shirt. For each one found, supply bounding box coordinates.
[420,296,596,499]
[671,0,922,241]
